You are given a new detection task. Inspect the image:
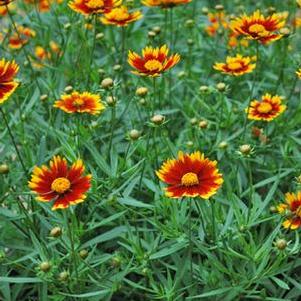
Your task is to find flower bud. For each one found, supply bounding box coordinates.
[216,82,226,92]
[136,87,148,97]
[101,77,114,89]
[152,26,161,34]
[79,249,89,259]
[199,120,208,129]
[113,64,122,72]
[50,226,62,238]
[0,164,9,174]
[201,7,209,15]
[218,141,228,149]
[58,271,69,281]
[190,118,198,125]
[39,261,51,272]
[96,32,104,40]
[215,4,224,11]
[275,239,287,250]
[199,85,209,93]
[40,94,48,101]
[106,96,116,106]
[239,144,252,155]
[185,19,195,27]
[177,71,186,78]
[129,129,141,140]
[64,86,73,93]
[151,114,165,125]
[148,31,156,38]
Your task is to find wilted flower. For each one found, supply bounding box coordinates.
[128,45,180,77]
[28,156,92,210]
[156,151,223,198]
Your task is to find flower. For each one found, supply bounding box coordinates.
[205,11,228,36]
[230,10,286,44]
[296,68,301,79]
[28,156,92,210]
[24,0,63,12]
[100,6,142,26]
[8,26,36,49]
[69,0,122,15]
[246,93,286,122]
[0,59,19,105]
[277,192,301,230]
[54,91,105,115]
[213,54,256,76]
[141,0,191,8]
[156,151,223,198]
[128,45,180,77]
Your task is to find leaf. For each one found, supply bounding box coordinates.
[271,276,290,290]
[0,277,42,284]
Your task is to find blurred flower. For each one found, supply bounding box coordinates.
[128,45,180,77]
[24,0,63,12]
[0,1,15,15]
[246,93,286,121]
[8,26,36,50]
[100,6,142,26]
[69,0,122,15]
[54,91,105,115]
[205,11,228,36]
[230,10,286,44]
[141,0,191,8]
[277,192,301,230]
[0,59,19,105]
[214,54,256,76]
[296,68,301,79]
[28,156,92,210]
[156,151,223,198]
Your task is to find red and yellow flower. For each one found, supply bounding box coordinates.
[0,59,19,105]
[8,26,36,50]
[156,151,223,199]
[277,192,301,230]
[205,11,228,36]
[29,156,92,210]
[230,10,286,44]
[69,0,122,15]
[128,45,180,77]
[213,54,256,76]
[246,93,286,122]
[141,0,191,8]
[54,91,105,115]
[24,0,63,12]
[296,68,301,79]
[100,6,142,26]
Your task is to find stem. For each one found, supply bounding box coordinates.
[86,15,97,87]
[108,104,116,158]
[0,108,27,175]
[188,198,193,281]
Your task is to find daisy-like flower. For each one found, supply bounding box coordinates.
[156,151,223,199]
[28,156,92,210]
[69,0,122,15]
[128,45,180,77]
[213,54,256,76]
[277,192,301,230]
[141,0,191,8]
[0,59,19,105]
[100,6,143,26]
[54,91,105,115]
[230,10,286,45]
[8,26,36,50]
[246,93,286,122]
[296,68,301,79]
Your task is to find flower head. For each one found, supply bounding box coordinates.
[128,45,180,77]
[277,192,301,230]
[0,59,19,105]
[156,151,223,199]
[213,54,256,76]
[230,10,286,44]
[100,6,143,26]
[141,0,191,8]
[28,156,92,210]
[8,26,36,49]
[69,0,122,15]
[246,93,286,122]
[205,11,228,36]
[54,91,105,115]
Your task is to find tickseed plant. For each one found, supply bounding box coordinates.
[1,0,301,300]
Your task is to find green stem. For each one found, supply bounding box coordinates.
[188,198,193,281]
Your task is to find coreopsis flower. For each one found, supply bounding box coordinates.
[141,0,191,8]
[69,0,122,15]
[156,151,223,198]
[230,10,286,44]
[205,11,228,36]
[28,156,92,210]
[0,59,19,105]
[277,192,301,230]
[100,6,142,26]
[246,93,286,122]
[8,26,36,50]
[296,68,301,79]
[213,54,256,76]
[128,45,180,77]
[24,0,63,12]
[54,91,105,115]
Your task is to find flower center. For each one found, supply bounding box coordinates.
[227,61,242,71]
[181,172,199,187]
[249,23,266,34]
[73,97,84,107]
[257,102,272,113]
[86,0,104,9]
[51,177,71,194]
[144,59,163,71]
